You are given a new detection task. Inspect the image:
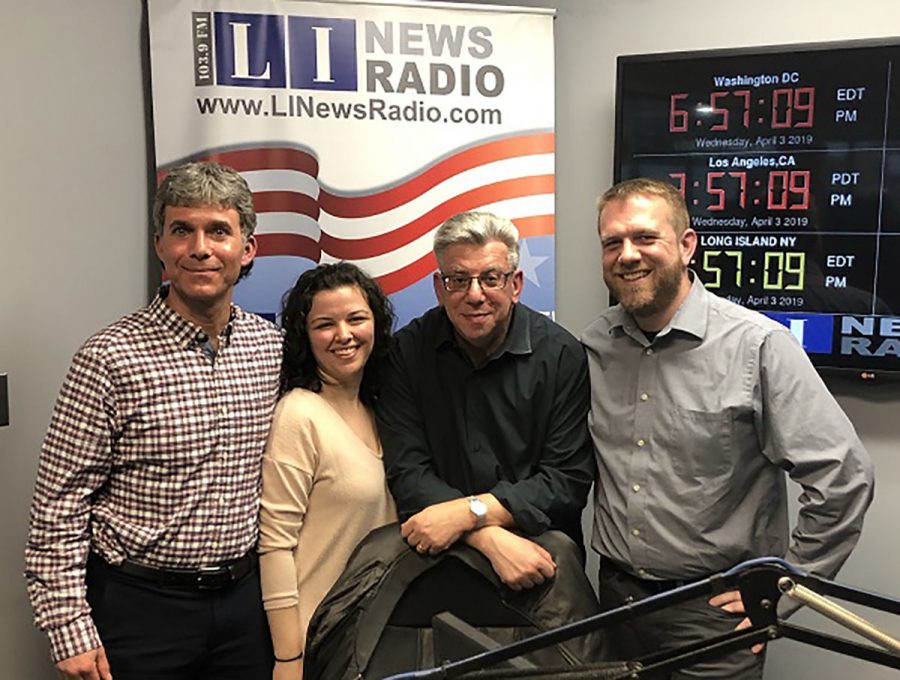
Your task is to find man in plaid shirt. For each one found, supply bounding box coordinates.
[25,161,283,679]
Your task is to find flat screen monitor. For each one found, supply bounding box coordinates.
[615,40,900,379]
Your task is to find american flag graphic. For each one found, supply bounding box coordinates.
[158,131,555,324]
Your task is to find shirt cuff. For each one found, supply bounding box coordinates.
[490,484,551,536]
[47,614,102,664]
[259,550,300,611]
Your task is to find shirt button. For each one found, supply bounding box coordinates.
[632,528,641,537]
[645,348,654,356]
[632,484,641,492]
[638,568,648,577]
[636,439,645,447]
[640,393,649,401]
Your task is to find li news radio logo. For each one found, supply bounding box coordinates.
[193,11,358,91]
[766,313,832,354]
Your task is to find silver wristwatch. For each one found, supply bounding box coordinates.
[468,496,488,529]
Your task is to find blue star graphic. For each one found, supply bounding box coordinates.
[519,238,549,287]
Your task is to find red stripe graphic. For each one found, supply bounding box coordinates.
[376,251,439,294]
[158,133,554,290]
[318,175,553,259]
[254,212,554,265]
[202,147,319,176]
[156,147,318,185]
[512,214,554,239]
[369,214,554,294]
[318,132,554,218]
[253,191,320,220]
[256,233,321,261]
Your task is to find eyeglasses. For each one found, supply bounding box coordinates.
[439,270,514,293]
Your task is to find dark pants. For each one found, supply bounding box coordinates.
[598,560,765,680]
[86,555,273,680]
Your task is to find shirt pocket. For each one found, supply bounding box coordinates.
[655,405,733,479]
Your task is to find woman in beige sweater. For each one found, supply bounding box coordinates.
[258,263,397,680]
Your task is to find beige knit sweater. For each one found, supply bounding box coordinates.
[258,388,397,651]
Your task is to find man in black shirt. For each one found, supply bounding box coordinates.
[377,211,595,590]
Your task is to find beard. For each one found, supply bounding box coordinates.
[606,260,686,321]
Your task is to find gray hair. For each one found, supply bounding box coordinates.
[433,211,520,270]
[597,177,690,237]
[152,161,257,241]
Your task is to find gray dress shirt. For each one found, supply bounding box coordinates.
[582,276,874,582]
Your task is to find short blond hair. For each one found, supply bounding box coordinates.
[597,178,689,236]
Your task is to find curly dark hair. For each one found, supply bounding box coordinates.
[280,262,395,405]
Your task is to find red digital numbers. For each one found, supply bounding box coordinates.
[706,171,747,211]
[669,172,686,197]
[771,87,815,128]
[709,92,729,131]
[731,171,747,208]
[669,170,809,211]
[668,87,815,132]
[670,93,689,132]
[706,171,726,209]
[767,170,811,210]
[733,89,751,128]
[708,90,752,131]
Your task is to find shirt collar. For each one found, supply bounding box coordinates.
[434,303,533,360]
[608,271,709,342]
[149,285,239,351]
[666,272,708,340]
[501,303,532,356]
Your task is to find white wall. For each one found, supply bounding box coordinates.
[0,2,149,677]
[1,1,898,678]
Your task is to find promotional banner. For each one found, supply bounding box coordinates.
[148,0,555,325]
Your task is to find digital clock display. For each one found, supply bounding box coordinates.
[615,41,900,375]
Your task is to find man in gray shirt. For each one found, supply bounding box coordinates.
[582,178,874,679]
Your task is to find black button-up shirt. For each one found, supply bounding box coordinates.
[376,303,595,546]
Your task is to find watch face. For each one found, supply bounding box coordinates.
[470,498,487,516]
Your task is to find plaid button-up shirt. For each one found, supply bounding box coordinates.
[25,290,282,662]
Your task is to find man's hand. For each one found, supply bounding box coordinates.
[56,646,112,680]
[401,499,471,554]
[466,526,556,590]
[708,590,765,654]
